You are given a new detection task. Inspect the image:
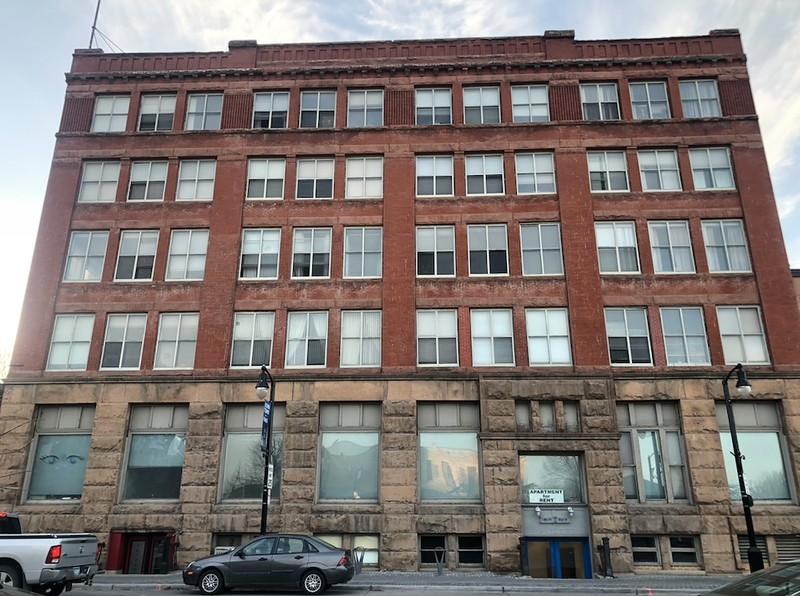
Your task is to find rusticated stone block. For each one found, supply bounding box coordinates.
[381,449,415,468]
[381,432,416,449]
[180,485,216,504]
[380,468,416,486]
[383,399,415,416]
[284,432,318,451]
[485,514,520,533]
[286,401,317,416]
[382,485,416,502]
[286,417,318,433]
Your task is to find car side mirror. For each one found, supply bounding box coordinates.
[236,551,246,559]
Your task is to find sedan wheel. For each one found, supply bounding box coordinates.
[302,570,326,595]
[199,569,224,595]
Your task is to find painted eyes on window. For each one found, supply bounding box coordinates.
[38,454,86,464]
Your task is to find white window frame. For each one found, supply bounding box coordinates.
[285,311,328,368]
[100,313,147,370]
[177,159,216,201]
[291,228,332,279]
[46,314,95,371]
[680,80,721,118]
[416,309,459,367]
[300,90,336,128]
[415,88,452,125]
[588,150,630,192]
[595,221,640,274]
[185,93,223,131]
[581,83,620,121]
[343,227,383,279]
[515,152,556,194]
[345,156,383,199]
[91,95,130,132]
[63,231,108,282]
[463,86,501,124]
[520,223,563,276]
[689,147,735,190]
[230,312,275,368]
[347,89,383,127]
[127,160,168,202]
[648,221,695,274]
[717,306,769,365]
[253,91,289,129]
[511,84,549,123]
[465,154,504,195]
[165,229,208,281]
[78,161,120,203]
[246,158,286,200]
[296,158,334,200]
[470,308,515,367]
[138,94,176,132]
[638,150,681,191]
[416,155,454,197]
[659,307,710,366]
[153,313,198,370]
[701,219,752,273]
[340,310,382,367]
[115,230,158,282]
[525,308,572,366]
[468,224,509,277]
[604,307,653,366]
[416,226,456,278]
[629,82,670,120]
[239,228,281,280]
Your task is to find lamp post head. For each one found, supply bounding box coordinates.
[735,364,752,397]
[255,365,270,400]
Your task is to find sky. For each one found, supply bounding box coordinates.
[1,0,799,366]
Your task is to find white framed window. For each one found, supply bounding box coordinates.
[605,307,652,365]
[345,157,383,199]
[300,90,336,128]
[246,158,285,200]
[100,313,146,370]
[680,80,721,118]
[291,228,331,279]
[63,231,108,282]
[525,308,571,365]
[154,313,198,369]
[240,229,280,280]
[285,311,328,368]
[416,226,456,277]
[471,309,514,366]
[648,221,695,274]
[631,536,661,564]
[296,158,334,199]
[348,89,383,127]
[166,229,208,281]
[595,221,640,274]
[515,152,556,194]
[319,404,380,500]
[669,537,701,566]
[638,150,681,191]
[689,147,735,190]
[185,93,222,131]
[717,306,769,365]
[417,309,458,366]
[630,82,670,120]
[588,151,629,191]
[253,91,289,129]
[46,314,95,371]
[340,310,382,367]
[468,224,508,276]
[416,155,453,196]
[91,95,130,132]
[463,86,500,124]
[581,83,620,121]
[177,159,216,201]
[78,161,120,203]
[115,230,158,281]
[511,84,549,122]
[138,94,176,131]
[520,223,563,275]
[127,160,168,202]
[660,307,710,366]
[701,220,752,273]
[416,88,452,125]
[344,227,382,278]
[466,154,504,195]
[231,312,274,368]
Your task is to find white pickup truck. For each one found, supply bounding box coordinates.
[0,512,99,595]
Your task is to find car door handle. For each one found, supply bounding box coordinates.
[294,555,303,560]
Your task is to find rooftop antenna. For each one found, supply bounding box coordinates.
[89,0,101,49]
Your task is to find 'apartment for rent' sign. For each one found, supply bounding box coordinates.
[528,489,564,503]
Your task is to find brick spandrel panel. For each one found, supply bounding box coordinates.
[719,78,756,116]
[550,84,582,121]
[60,96,93,132]
[386,89,414,126]
[222,92,253,129]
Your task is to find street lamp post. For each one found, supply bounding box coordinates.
[721,363,764,572]
[255,365,276,535]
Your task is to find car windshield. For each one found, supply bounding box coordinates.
[706,562,800,595]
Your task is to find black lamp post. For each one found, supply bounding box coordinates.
[255,365,276,535]
[721,363,764,572]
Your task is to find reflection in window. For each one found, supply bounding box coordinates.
[420,432,479,500]
[519,454,583,504]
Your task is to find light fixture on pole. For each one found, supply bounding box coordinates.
[721,363,764,572]
[255,365,276,535]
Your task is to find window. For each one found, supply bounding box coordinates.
[296,158,334,199]
[416,88,452,125]
[348,90,383,127]
[588,151,629,191]
[605,307,652,365]
[154,313,198,369]
[670,537,700,565]
[631,536,660,564]
[115,230,158,281]
[78,161,120,203]
[25,405,94,501]
[300,90,336,128]
[416,155,453,196]
[416,226,455,277]
[340,311,382,368]
[344,227,382,278]
[520,223,563,275]
[471,309,514,366]
[185,93,222,131]
[515,152,556,194]
[468,224,508,276]
[648,221,695,273]
[525,308,571,365]
[63,231,108,282]
[465,154,504,195]
[660,307,710,366]
[689,147,735,190]
[239,229,280,279]
[100,313,146,370]
[717,306,769,365]
[319,403,380,500]
[221,404,284,500]
[595,221,640,273]
[417,309,458,366]
[520,454,585,503]
[516,400,580,432]
[138,94,176,131]
[345,157,383,199]
[127,160,168,202]
[253,91,289,129]
[46,314,94,371]
[177,159,216,201]
[91,95,130,132]
[291,228,331,278]
[618,402,688,502]
[680,80,721,118]
[511,84,549,122]
[638,150,681,191]
[458,536,485,566]
[630,82,670,120]
[285,311,328,367]
[166,229,208,281]
[418,403,480,501]
[420,536,446,566]
[231,312,274,367]
[581,83,620,121]
[717,401,791,501]
[123,405,187,500]
[246,158,286,200]
[463,86,500,124]
[702,220,752,272]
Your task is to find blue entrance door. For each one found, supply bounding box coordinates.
[522,538,592,579]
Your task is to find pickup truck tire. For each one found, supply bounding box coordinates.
[0,564,23,589]
[199,569,223,595]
